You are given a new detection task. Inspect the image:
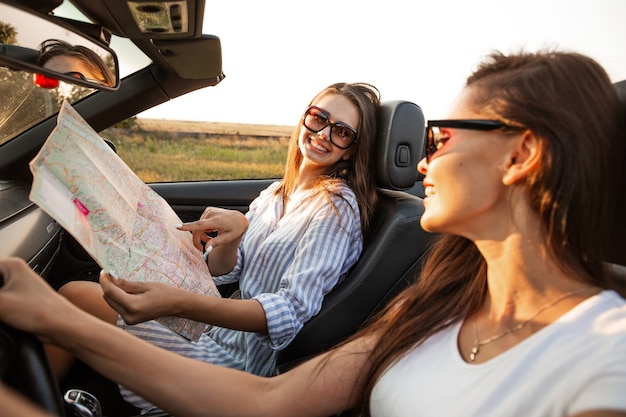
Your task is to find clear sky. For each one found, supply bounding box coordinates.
[132,0,626,126]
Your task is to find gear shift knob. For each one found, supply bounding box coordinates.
[64,389,102,417]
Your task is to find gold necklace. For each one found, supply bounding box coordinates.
[469,287,591,361]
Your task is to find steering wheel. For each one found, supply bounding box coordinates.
[0,323,66,416]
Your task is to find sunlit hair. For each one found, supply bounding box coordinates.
[37,39,115,87]
[341,50,624,416]
[276,82,381,239]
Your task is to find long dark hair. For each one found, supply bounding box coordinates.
[352,50,624,416]
[276,82,381,238]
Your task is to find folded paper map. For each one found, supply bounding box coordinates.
[29,101,220,342]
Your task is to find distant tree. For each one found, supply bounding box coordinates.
[0,21,17,44]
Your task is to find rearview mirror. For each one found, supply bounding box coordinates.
[0,3,119,91]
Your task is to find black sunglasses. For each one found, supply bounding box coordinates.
[425,119,526,162]
[302,106,358,150]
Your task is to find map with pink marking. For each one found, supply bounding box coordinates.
[29,101,220,341]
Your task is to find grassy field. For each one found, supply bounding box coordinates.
[100,119,295,182]
[136,119,294,137]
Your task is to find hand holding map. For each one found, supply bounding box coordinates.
[29,101,220,341]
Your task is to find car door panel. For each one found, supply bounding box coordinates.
[149,179,273,221]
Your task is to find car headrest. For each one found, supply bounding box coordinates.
[374,100,425,190]
[609,80,626,266]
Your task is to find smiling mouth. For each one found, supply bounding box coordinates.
[308,137,329,153]
[423,182,435,197]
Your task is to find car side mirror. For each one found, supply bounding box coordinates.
[0,2,120,91]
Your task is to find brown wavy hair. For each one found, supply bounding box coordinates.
[348,50,625,416]
[37,39,115,87]
[275,82,381,239]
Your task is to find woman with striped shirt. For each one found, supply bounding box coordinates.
[48,82,381,413]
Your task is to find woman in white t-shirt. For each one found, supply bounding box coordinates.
[1,50,625,417]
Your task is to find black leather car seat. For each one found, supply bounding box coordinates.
[607,80,626,292]
[610,80,626,265]
[275,100,433,372]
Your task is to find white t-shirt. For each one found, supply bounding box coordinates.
[371,290,626,417]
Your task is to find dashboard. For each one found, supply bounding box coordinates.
[0,181,62,278]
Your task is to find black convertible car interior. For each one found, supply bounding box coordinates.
[0,1,625,416]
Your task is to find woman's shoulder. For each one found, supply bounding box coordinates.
[264,181,282,193]
[247,181,282,212]
[320,179,356,197]
[574,291,626,374]
[323,180,359,208]
[546,290,626,349]
[595,289,626,309]
[255,181,282,200]
[576,290,626,334]
[596,290,626,316]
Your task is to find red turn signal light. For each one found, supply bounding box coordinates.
[33,73,60,89]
